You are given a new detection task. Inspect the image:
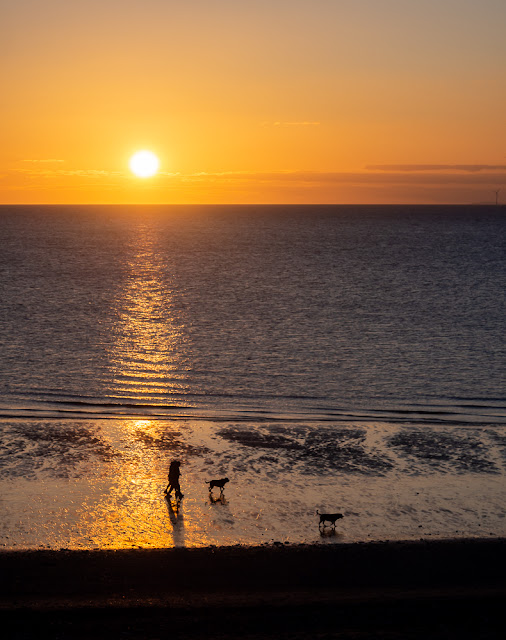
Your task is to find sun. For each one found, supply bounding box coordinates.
[129,150,159,178]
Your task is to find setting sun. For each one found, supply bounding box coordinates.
[129,151,160,178]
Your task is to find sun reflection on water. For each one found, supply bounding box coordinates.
[105,222,192,408]
[72,224,202,548]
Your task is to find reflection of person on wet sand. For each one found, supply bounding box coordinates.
[164,495,186,547]
[166,495,182,523]
[164,460,183,500]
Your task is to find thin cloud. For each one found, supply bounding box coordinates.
[262,121,321,127]
[58,169,123,177]
[22,159,65,164]
[13,163,506,186]
[366,164,506,173]
[19,167,120,177]
[6,167,505,190]
[160,170,506,186]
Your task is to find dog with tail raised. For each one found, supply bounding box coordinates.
[316,510,343,529]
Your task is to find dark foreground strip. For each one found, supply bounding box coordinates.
[3,593,506,640]
[1,540,505,639]
[2,539,506,596]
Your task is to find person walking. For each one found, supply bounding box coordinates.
[165,460,183,500]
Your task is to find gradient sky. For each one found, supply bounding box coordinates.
[2,0,506,204]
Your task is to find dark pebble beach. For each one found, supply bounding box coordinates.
[2,538,505,639]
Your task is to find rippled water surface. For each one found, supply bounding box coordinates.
[1,205,505,548]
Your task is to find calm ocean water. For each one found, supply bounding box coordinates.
[1,204,506,548]
[0,204,505,424]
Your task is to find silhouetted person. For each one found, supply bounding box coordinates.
[165,460,183,500]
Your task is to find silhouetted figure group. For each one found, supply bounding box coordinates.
[164,461,343,534]
[164,461,231,504]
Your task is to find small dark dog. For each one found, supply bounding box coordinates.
[316,510,344,529]
[207,477,229,493]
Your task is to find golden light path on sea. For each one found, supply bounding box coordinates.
[106,220,191,407]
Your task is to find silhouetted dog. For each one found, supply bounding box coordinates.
[207,477,229,493]
[316,510,343,528]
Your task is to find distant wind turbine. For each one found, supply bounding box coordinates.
[494,189,500,205]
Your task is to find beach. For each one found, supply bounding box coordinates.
[2,416,506,550]
[3,419,505,639]
[2,539,505,638]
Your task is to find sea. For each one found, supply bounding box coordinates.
[1,204,505,549]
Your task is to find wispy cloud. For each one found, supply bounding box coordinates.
[261,121,321,127]
[366,164,506,173]
[157,170,506,186]
[55,169,119,177]
[3,166,505,204]
[22,159,65,164]
[19,166,121,177]
[10,165,506,186]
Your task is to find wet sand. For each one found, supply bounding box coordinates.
[3,418,506,550]
[2,538,505,639]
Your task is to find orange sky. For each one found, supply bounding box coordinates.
[1,0,505,204]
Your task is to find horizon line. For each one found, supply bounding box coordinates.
[1,202,504,207]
